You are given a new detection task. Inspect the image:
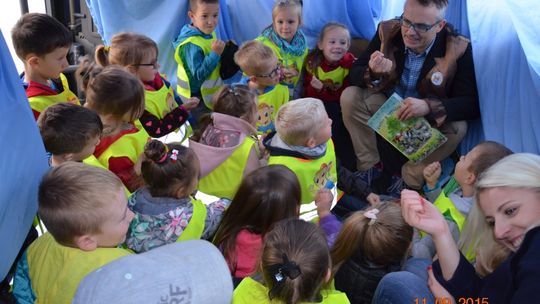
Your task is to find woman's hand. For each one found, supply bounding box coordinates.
[428,266,456,304]
[401,189,448,237]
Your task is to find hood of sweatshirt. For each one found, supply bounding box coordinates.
[172,24,212,49]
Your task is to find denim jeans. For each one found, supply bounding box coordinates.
[372,258,435,304]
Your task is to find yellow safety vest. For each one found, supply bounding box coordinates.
[27,233,131,304]
[268,140,338,205]
[256,84,289,135]
[233,277,350,304]
[96,120,149,168]
[82,155,132,197]
[197,136,257,199]
[256,36,308,96]
[306,65,349,90]
[28,73,80,115]
[174,32,223,109]
[176,197,208,241]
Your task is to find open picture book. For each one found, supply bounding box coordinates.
[367,93,447,163]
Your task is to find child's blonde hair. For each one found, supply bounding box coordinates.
[141,140,199,197]
[331,201,413,273]
[234,40,277,76]
[272,0,303,26]
[275,98,327,146]
[77,63,145,122]
[38,162,125,246]
[95,32,158,69]
[261,219,330,303]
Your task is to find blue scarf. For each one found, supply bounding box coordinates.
[261,26,307,57]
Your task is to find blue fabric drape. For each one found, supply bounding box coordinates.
[85,0,540,155]
[0,30,48,280]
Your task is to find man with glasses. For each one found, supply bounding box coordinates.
[341,0,479,192]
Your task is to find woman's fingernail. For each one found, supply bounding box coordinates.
[427,265,432,271]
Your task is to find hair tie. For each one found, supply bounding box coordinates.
[227,85,240,96]
[170,149,179,162]
[103,45,110,52]
[363,208,380,225]
[268,253,301,299]
[156,146,170,164]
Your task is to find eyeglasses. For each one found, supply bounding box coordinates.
[255,65,281,78]
[399,15,442,33]
[134,60,158,68]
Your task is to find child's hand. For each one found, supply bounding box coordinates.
[183,97,200,111]
[315,188,334,218]
[368,51,393,74]
[423,161,441,189]
[366,192,380,205]
[282,67,299,82]
[211,40,226,55]
[310,76,323,91]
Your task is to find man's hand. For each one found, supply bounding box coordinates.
[396,97,430,121]
[423,162,442,189]
[211,40,225,55]
[368,51,393,74]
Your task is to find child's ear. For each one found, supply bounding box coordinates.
[317,41,323,51]
[465,172,477,186]
[26,54,40,67]
[74,234,98,251]
[305,137,317,149]
[187,10,195,20]
[126,65,137,75]
[249,75,258,84]
[324,267,332,283]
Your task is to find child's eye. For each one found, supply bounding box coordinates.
[504,207,518,217]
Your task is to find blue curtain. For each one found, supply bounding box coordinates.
[0,30,48,279]
[86,0,540,155]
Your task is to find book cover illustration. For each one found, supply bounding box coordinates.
[367,93,447,163]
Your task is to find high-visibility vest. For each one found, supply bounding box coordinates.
[197,136,257,199]
[255,84,289,135]
[233,277,350,304]
[96,120,149,168]
[306,64,349,90]
[176,197,208,241]
[256,35,308,97]
[27,233,131,303]
[82,155,131,197]
[28,73,80,115]
[174,32,223,109]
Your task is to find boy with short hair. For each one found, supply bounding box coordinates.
[264,98,378,219]
[37,102,102,167]
[173,0,224,118]
[13,163,134,304]
[11,13,80,120]
[234,40,289,135]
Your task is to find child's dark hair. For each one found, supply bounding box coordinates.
[141,140,199,197]
[212,165,301,274]
[307,22,350,75]
[77,60,145,122]
[191,84,257,141]
[95,32,158,68]
[468,141,513,176]
[37,103,102,155]
[261,219,330,303]
[331,201,413,273]
[189,0,219,11]
[11,13,72,60]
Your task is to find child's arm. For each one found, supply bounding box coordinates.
[336,160,375,200]
[180,41,223,84]
[202,198,232,240]
[139,106,191,138]
[315,188,342,247]
[12,252,36,304]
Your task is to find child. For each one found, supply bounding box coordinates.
[235,40,289,135]
[189,84,261,199]
[263,98,379,219]
[412,141,513,260]
[304,22,356,171]
[77,63,150,192]
[212,165,301,285]
[256,0,308,98]
[37,102,102,166]
[233,219,350,303]
[94,32,199,139]
[11,13,80,120]
[126,140,230,253]
[173,0,225,119]
[330,202,413,304]
[12,163,133,303]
